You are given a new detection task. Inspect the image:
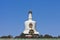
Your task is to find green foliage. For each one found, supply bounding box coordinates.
[0,34,60,38]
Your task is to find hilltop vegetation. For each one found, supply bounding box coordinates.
[0,34,60,38]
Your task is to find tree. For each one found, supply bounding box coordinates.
[43,34,53,38]
[58,36,60,38]
[0,35,13,38]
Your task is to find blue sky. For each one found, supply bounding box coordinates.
[0,0,60,37]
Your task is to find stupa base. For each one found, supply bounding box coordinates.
[20,33,40,38]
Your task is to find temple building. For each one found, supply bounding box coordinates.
[20,10,40,38]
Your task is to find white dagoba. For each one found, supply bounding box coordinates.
[23,10,39,35]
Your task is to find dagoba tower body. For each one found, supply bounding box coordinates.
[23,11,39,35]
[21,10,40,38]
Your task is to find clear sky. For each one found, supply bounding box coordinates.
[0,0,60,37]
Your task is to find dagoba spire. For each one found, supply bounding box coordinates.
[28,10,32,20]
